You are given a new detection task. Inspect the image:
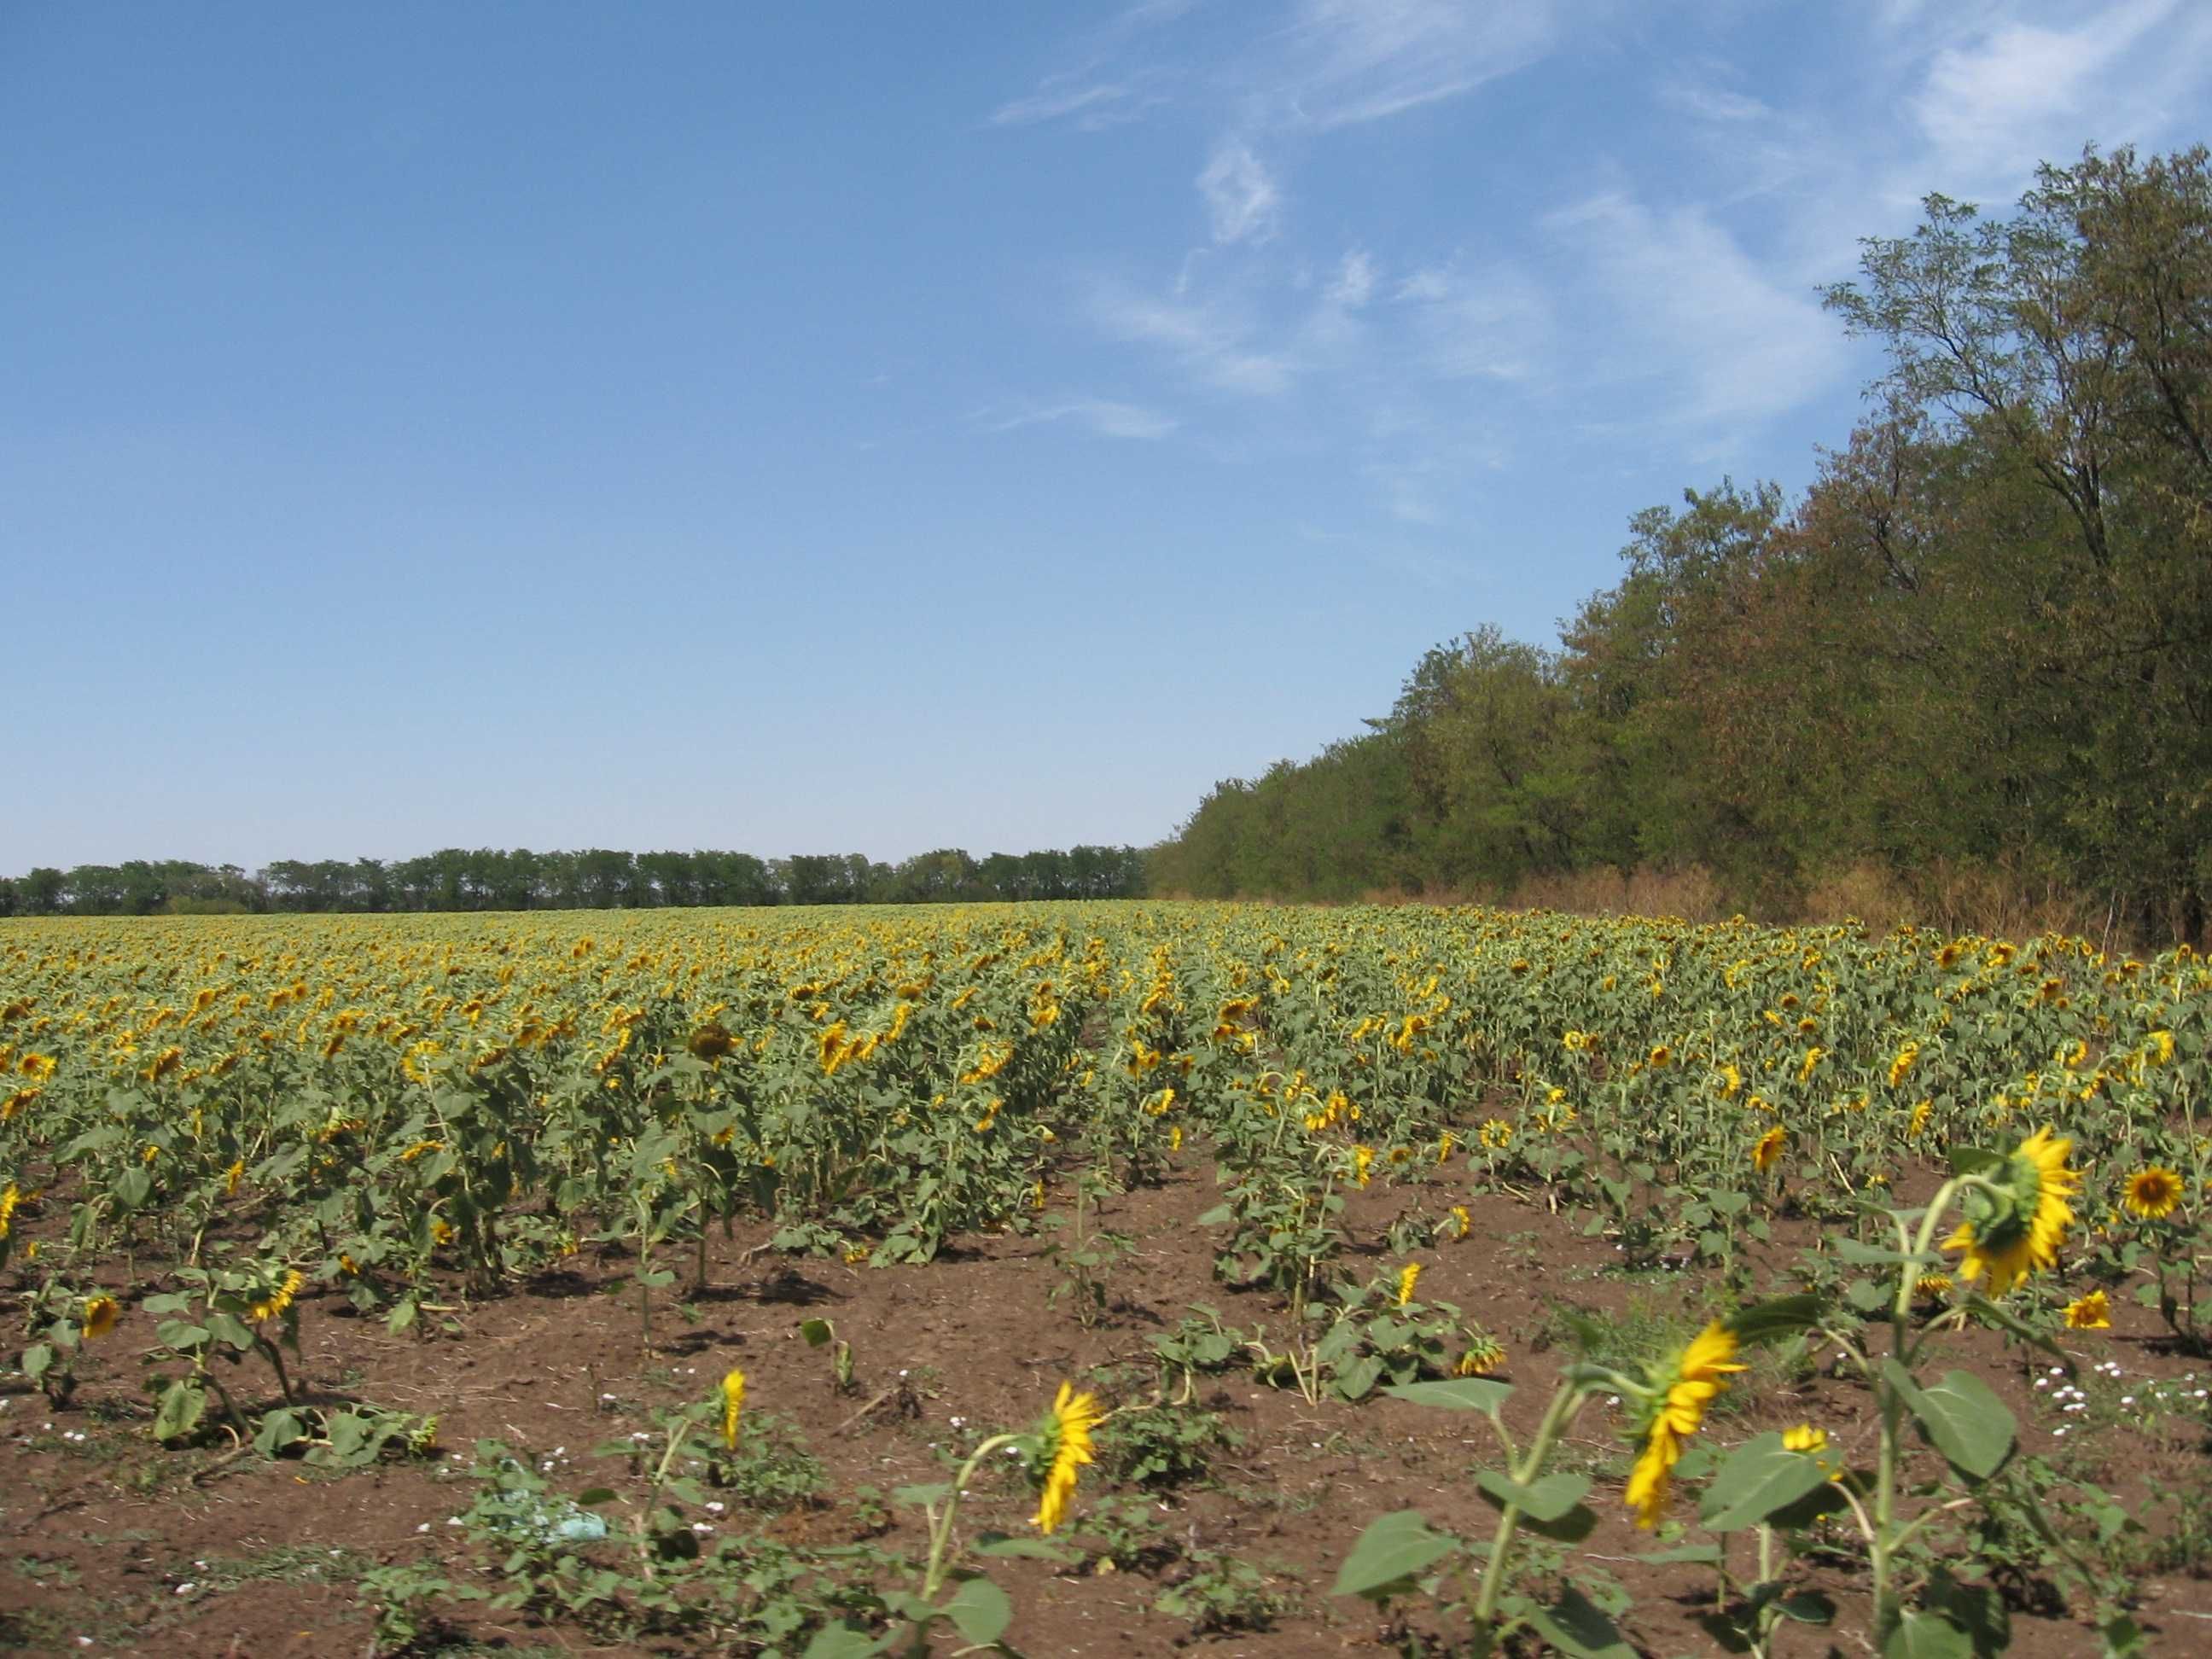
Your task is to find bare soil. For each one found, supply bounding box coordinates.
[4,1161,2207,1656]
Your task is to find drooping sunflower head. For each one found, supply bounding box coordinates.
[1751,1126,1787,1173]
[687,1022,736,1062]
[82,1294,120,1340]
[1944,1126,2080,1297]
[719,1368,746,1449]
[1394,1262,1423,1307]
[1625,1318,1748,1528]
[1032,1381,1103,1535]
[2122,1166,2184,1222]
[1456,1330,1506,1377]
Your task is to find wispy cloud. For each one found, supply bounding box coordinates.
[1545,191,1848,428]
[1324,247,1375,309]
[1086,282,1297,396]
[983,399,1182,440]
[1911,0,2180,183]
[1261,0,1563,131]
[1656,80,1773,124]
[990,71,1170,131]
[1196,137,1283,243]
[1393,259,1551,382]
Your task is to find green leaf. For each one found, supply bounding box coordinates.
[1522,1586,1637,1658]
[253,1407,306,1457]
[1636,1544,1723,1565]
[1884,1610,1972,1659]
[1474,1469,1590,1523]
[801,1623,888,1659]
[1726,1293,1823,1346]
[1332,1353,1386,1400]
[1774,1590,1837,1626]
[975,1534,1077,1562]
[153,1377,207,1442]
[21,1342,53,1382]
[1697,1434,1830,1532]
[1331,1509,1456,1600]
[1884,1363,2014,1478]
[1946,1147,2006,1179]
[799,1318,834,1348]
[575,1487,619,1506]
[940,1575,1011,1645]
[1380,1377,1512,1413]
[1829,1237,1941,1267]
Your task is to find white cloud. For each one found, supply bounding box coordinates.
[1197,138,1283,243]
[986,399,1182,440]
[1087,282,1297,396]
[1545,191,1848,427]
[1657,81,1773,124]
[1324,247,1376,309]
[1911,0,2178,183]
[1264,0,1563,130]
[990,73,1168,131]
[1393,259,1551,381]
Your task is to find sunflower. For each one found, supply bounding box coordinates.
[82,1295,120,1340]
[1625,1320,1745,1528]
[248,1269,305,1324]
[2123,1167,2184,1222]
[719,1368,746,1448]
[1751,1126,1788,1173]
[1395,1263,1423,1307]
[1457,1332,1507,1377]
[1781,1423,1827,1454]
[1943,1126,2079,1297]
[687,1022,736,1062]
[1032,1382,1102,1534]
[2064,1289,2111,1330]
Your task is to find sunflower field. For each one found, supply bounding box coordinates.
[2,903,2208,1656]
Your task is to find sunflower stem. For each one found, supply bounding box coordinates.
[1470,1375,1587,1636]
[920,1432,1020,1603]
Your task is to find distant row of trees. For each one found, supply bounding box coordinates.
[1150,147,2212,944]
[0,845,1149,917]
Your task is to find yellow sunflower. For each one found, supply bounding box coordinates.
[247,1269,305,1324]
[82,1295,120,1340]
[1626,1320,1745,1528]
[1751,1126,1788,1173]
[1395,1263,1422,1307]
[2064,1290,2111,1330]
[1032,1382,1102,1535]
[719,1368,746,1448]
[2123,1166,2184,1222]
[1943,1126,2079,1297]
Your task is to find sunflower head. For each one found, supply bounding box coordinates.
[1945,1126,2079,1297]
[1032,1381,1103,1535]
[687,1022,737,1062]
[2064,1289,2111,1330]
[2123,1166,2183,1222]
[719,1368,746,1449]
[81,1295,120,1340]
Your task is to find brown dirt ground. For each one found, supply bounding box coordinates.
[4,1160,2209,1657]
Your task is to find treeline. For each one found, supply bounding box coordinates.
[0,844,1148,917]
[1150,147,2212,944]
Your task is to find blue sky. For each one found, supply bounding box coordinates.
[6,1,2209,873]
